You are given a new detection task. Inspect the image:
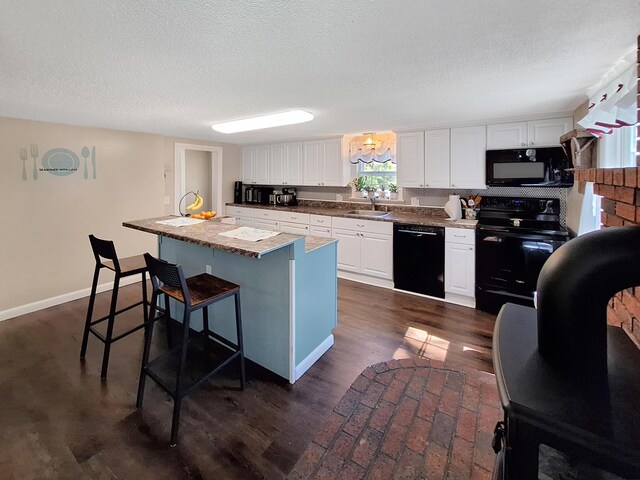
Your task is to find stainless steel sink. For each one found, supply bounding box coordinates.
[344,210,390,218]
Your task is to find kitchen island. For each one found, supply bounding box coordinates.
[123,216,338,383]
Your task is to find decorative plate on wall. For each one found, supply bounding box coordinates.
[41,148,79,176]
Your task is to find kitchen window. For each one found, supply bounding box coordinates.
[358,160,397,192]
[597,125,637,168]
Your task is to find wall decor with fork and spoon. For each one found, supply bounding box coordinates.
[19,145,96,180]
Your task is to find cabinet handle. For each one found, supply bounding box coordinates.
[424,184,429,187]
[317,220,324,223]
[521,143,526,147]
[529,142,534,146]
[451,184,456,187]
[357,224,365,228]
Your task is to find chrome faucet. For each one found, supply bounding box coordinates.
[369,190,378,210]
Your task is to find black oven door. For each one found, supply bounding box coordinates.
[476,230,566,313]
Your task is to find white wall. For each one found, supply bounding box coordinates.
[0,117,242,319]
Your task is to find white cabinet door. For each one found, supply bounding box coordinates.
[285,141,303,185]
[269,143,286,185]
[253,145,270,184]
[280,222,309,235]
[445,242,475,297]
[397,131,425,188]
[360,232,393,280]
[527,117,572,147]
[254,219,279,231]
[450,125,486,189]
[332,228,360,272]
[303,140,322,186]
[486,122,527,149]
[322,138,344,186]
[424,129,450,188]
[242,147,254,184]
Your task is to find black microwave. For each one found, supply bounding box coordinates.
[486,147,573,187]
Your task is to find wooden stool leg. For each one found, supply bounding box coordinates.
[80,265,101,359]
[141,271,149,324]
[234,292,246,390]
[100,275,120,380]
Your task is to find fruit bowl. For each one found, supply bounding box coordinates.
[189,211,217,220]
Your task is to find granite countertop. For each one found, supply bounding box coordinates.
[123,217,336,258]
[226,203,478,229]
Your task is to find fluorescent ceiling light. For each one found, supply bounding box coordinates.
[211,109,314,133]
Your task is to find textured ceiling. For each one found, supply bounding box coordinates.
[1,0,639,145]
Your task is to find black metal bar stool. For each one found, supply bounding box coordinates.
[80,234,149,379]
[137,253,245,446]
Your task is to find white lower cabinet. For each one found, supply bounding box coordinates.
[254,219,279,231]
[444,227,475,306]
[331,217,393,281]
[310,225,332,238]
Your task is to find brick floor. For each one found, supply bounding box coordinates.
[289,358,501,479]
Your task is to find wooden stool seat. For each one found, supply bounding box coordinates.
[160,273,240,306]
[102,255,148,275]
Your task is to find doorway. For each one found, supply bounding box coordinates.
[174,143,223,216]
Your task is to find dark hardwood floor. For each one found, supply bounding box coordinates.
[0,279,495,479]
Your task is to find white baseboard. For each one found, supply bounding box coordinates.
[0,277,141,322]
[393,287,476,309]
[337,271,394,289]
[294,334,334,382]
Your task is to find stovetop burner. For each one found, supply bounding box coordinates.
[477,196,566,236]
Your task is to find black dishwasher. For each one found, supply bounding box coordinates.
[393,224,445,298]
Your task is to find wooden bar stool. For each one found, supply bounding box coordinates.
[80,234,149,379]
[137,253,245,446]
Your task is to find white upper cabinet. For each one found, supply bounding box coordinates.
[397,127,484,189]
[486,122,528,149]
[527,117,573,147]
[303,138,346,186]
[243,145,270,184]
[487,117,573,149]
[269,141,303,185]
[396,131,425,188]
[424,129,451,188]
[450,125,486,189]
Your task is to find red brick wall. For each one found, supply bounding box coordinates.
[574,35,640,347]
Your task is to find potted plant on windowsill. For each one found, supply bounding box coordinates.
[389,183,398,200]
[350,176,370,198]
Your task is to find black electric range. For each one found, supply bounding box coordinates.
[475,197,569,313]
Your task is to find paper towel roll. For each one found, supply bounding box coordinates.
[444,195,462,220]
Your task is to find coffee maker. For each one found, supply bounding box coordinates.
[234,181,243,204]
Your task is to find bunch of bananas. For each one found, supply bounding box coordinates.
[186,192,204,211]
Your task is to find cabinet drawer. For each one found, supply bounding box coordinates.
[226,206,252,217]
[281,222,310,235]
[253,209,280,220]
[332,216,393,235]
[280,212,310,224]
[309,214,331,226]
[310,226,332,238]
[445,227,475,245]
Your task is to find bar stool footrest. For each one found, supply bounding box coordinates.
[143,334,242,399]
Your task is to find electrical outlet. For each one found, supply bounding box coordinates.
[336,194,343,201]
[411,197,420,206]
[205,265,212,274]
